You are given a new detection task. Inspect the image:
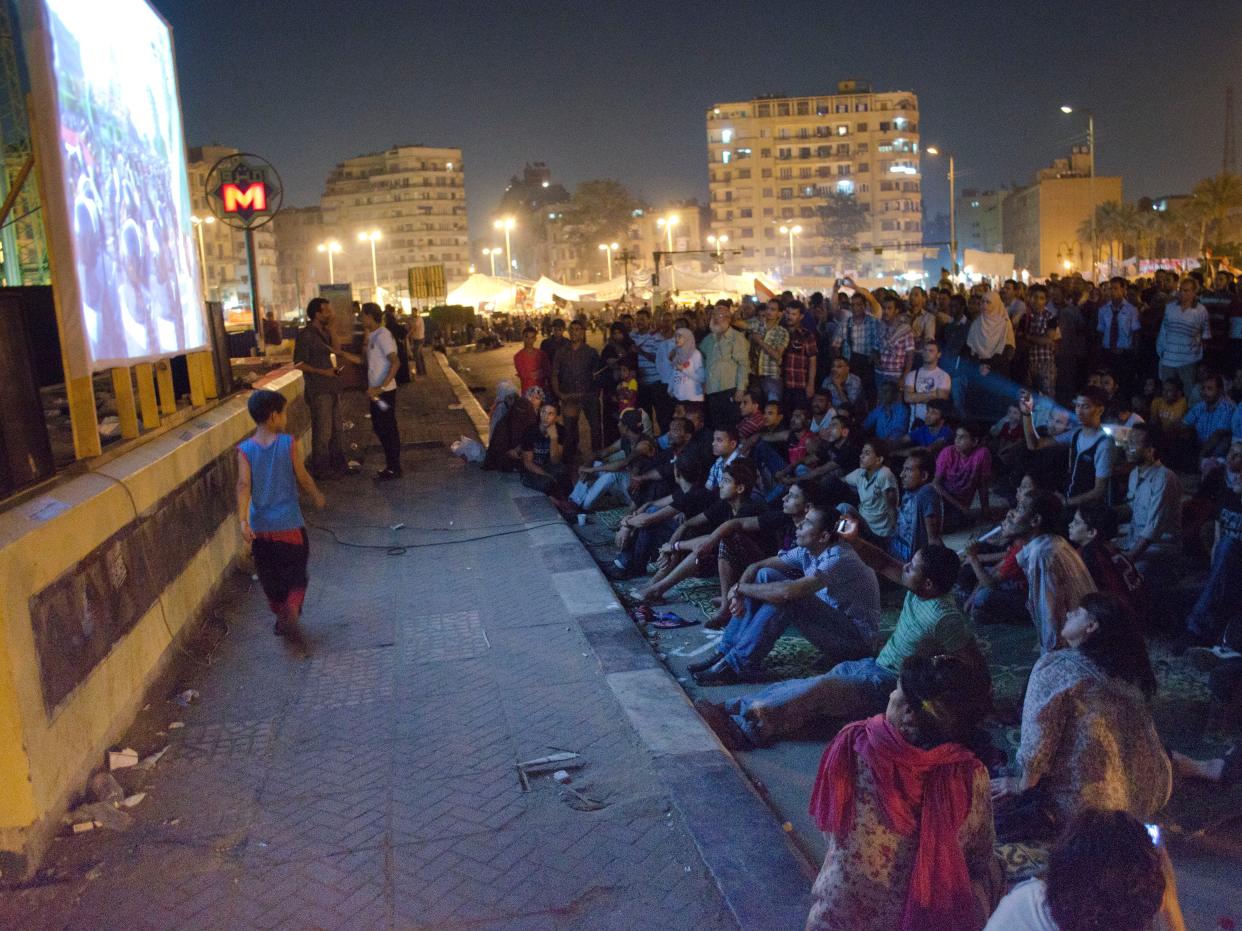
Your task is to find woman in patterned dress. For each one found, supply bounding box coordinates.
[991,592,1172,843]
[805,652,1001,930]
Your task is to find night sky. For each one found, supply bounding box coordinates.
[154,0,1242,239]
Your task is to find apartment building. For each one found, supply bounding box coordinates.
[186,145,276,314]
[957,188,1008,254]
[269,205,323,317]
[319,145,469,301]
[1001,147,1121,276]
[706,80,924,282]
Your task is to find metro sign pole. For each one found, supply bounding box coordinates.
[204,153,284,348]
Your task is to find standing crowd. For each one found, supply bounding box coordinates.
[481,269,1242,931]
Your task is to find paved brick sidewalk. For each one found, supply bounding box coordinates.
[0,362,811,930]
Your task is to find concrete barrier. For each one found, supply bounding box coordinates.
[0,368,309,879]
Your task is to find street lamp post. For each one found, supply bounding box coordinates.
[657,213,680,290]
[482,247,499,277]
[598,241,618,279]
[190,214,215,298]
[1061,105,1097,278]
[317,239,342,284]
[706,233,729,258]
[778,224,802,277]
[926,147,957,277]
[494,217,516,280]
[358,230,381,299]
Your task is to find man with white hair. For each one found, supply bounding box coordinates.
[699,301,750,428]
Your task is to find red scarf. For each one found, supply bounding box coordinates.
[809,714,982,931]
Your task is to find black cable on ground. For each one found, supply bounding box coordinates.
[305,520,564,555]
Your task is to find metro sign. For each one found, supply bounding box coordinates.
[204,153,283,230]
[220,181,268,218]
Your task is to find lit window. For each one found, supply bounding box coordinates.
[721,128,733,144]
[837,126,848,136]
[722,150,731,163]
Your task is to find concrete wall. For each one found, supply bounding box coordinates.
[0,369,308,878]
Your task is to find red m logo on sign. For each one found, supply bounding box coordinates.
[221,182,268,213]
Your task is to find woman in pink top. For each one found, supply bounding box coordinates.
[933,425,993,532]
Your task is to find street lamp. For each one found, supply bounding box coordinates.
[657,213,680,289]
[190,214,215,297]
[925,147,958,277]
[493,216,516,280]
[1060,105,1097,277]
[482,247,501,277]
[357,230,381,297]
[778,224,802,277]
[317,239,343,284]
[706,233,729,257]
[598,241,619,279]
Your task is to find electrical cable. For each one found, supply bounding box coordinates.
[305,519,564,555]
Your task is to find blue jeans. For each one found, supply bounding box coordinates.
[619,509,677,572]
[1186,536,1242,645]
[969,580,1031,627]
[723,657,895,746]
[718,567,873,676]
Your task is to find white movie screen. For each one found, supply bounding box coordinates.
[43,0,206,368]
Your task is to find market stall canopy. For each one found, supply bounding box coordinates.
[447,273,521,312]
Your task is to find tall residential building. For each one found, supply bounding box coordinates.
[495,162,572,277]
[319,145,468,301]
[186,145,276,314]
[957,188,1007,254]
[270,205,323,317]
[706,80,924,282]
[1001,146,1122,277]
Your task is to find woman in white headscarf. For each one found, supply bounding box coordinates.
[956,289,1017,420]
[965,290,1016,376]
[669,327,706,401]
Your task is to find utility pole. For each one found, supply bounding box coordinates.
[1225,85,1237,174]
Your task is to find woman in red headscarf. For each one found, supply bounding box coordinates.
[806,652,1002,931]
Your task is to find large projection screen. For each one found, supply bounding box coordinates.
[22,0,207,375]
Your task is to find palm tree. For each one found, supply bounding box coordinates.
[1189,172,1242,248]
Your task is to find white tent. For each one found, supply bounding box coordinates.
[532,276,594,308]
[962,249,1015,282]
[446,273,521,312]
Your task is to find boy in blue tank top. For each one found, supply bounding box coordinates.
[237,389,325,644]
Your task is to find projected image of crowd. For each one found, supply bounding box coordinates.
[49,0,204,365]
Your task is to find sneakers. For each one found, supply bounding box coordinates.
[373,468,402,482]
[686,652,724,674]
[693,659,743,686]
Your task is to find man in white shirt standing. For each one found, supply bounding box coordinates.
[901,341,951,426]
[361,303,402,481]
[1156,276,1211,393]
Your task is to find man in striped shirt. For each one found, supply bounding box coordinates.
[1156,277,1211,392]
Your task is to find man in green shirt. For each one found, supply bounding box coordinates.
[696,527,977,749]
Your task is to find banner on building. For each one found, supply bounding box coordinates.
[408,264,446,302]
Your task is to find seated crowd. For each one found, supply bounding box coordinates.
[485,270,1242,930]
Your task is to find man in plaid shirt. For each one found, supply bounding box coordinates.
[1022,283,1059,396]
[781,300,818,414]
[876,296,915,389]
[843,290,883,403]
[749,298,789,402]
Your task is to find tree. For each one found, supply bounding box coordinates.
[815,191,868,276]
[561,180,642,248]
[1190,172,1242,252]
